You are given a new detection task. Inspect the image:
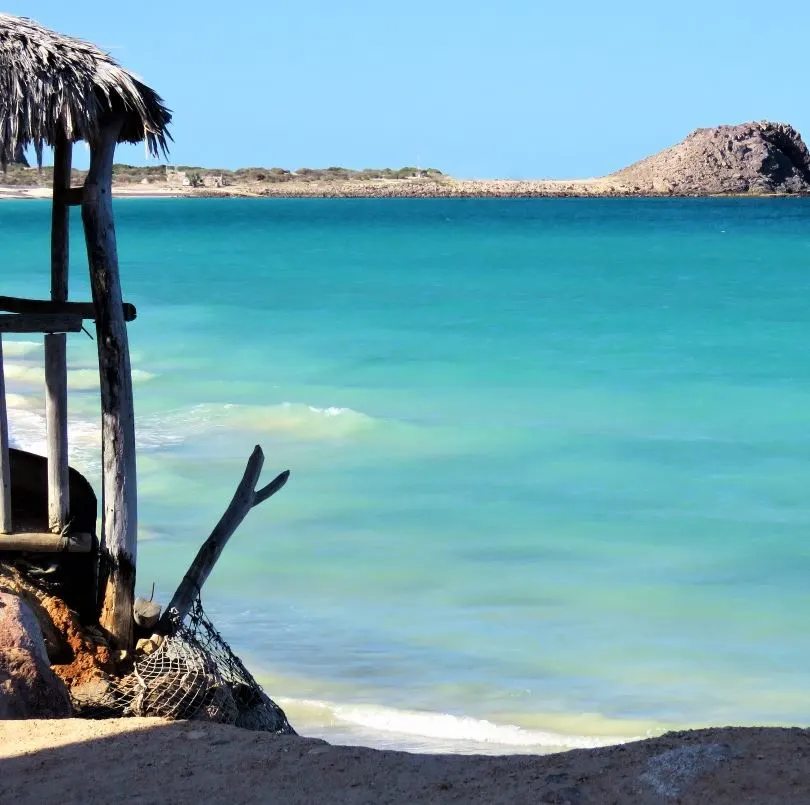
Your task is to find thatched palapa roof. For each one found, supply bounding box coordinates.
[0,13,171,165]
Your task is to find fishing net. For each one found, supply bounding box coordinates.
[72,597,295,734]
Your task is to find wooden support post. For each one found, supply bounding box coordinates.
[45,133,72,534]
[0,337,11,534]
[157,446,289,634]
[81,118,137,652]
[45,335,68,532]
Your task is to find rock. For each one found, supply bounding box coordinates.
[233,687,296,734]
[132,670,219,720]
[640,744,732,799]
[133,598,162,629]
[190,682,238,724]
[84,626,109,647]
[0,593,72,718]
[70,677,114,714]
[610,121,810,195]
[135,633,164,656]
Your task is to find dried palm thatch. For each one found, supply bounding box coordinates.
[0,13,171,166]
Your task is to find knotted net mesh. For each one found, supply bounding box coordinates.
[73,597,295,734]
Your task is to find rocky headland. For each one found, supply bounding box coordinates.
[610,121,810,195]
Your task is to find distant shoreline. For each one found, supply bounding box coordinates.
[1,179,806,201]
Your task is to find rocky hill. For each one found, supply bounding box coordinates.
[610,121,810,194]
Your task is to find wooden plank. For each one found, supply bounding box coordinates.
[0,296,137,323]
[0,531,92,553]
[47,135,71,534]
[0,314,83,334]
[0,336,11,534]
[58,187,85,207]
[158,447,289,633]
[82,118,137,652]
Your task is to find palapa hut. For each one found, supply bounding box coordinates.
[0,13,171,652]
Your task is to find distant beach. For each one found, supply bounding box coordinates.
[4,121,809,199]
[1,176,802,200]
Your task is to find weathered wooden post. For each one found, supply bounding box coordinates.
[45,131,72,533]
[82,118,138,652]
[0,336,11,534]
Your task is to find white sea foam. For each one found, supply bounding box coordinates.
[1,340,42,358]
[5,404,102,474]
[3,363,44,386]
[280,698,631,753]
[142,401,378,443]
[5,392,39,410]
[3,358,154,392]
[3,391,378,480]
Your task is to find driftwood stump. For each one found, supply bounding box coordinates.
[157,446,288,633]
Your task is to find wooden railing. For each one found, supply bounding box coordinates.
[0,304,129,552]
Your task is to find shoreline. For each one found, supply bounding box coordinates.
[1,179,807,201]
[2,717,810,803]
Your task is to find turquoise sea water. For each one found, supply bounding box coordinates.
[3,197,810,752]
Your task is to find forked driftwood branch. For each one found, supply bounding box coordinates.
[157,446,289,634]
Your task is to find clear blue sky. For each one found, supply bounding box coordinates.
[15,1,810,178]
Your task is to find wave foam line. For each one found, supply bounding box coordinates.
[1,340,41,358]
[280,698,633,750]
[156,401,379,441]
[3,396,379,470]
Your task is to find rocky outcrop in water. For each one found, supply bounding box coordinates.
[611,121,810,194]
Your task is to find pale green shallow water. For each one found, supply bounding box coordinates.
[2,197,810,752]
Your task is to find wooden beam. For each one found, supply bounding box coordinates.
[0,296,137,322]
[58,187,84,206]
[0,337,11,534]
[158,446,289,634]
[0,314,83,334]
[0,531,92,553]
[82,118,137,652]
[47,134,72,534]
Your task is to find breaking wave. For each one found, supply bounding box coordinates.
[143,402,380,442]
[3,393,380,469]
[279,698,635,754]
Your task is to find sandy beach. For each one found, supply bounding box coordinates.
[0,184,188,200]
[2,718,809,804]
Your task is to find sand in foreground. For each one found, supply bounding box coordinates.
[1,718,808,804]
